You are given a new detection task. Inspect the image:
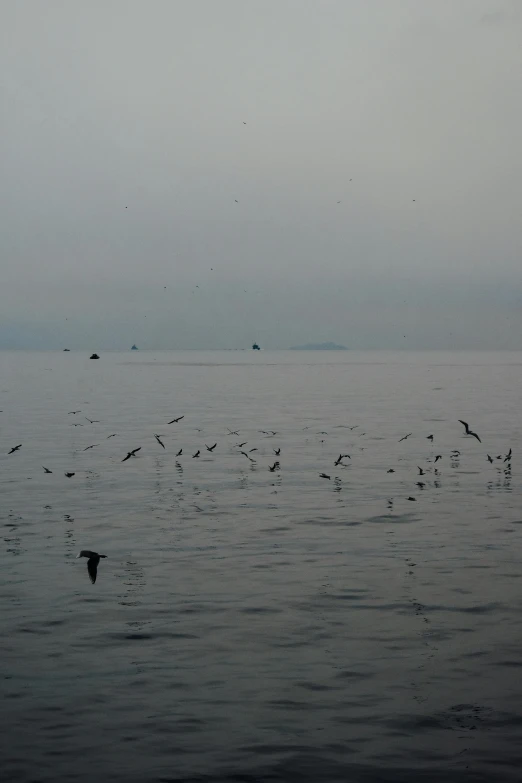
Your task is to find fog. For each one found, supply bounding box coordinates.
[1,0,521,349]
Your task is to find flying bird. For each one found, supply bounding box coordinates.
[434,455,442,463]
[407,497,416,501]
[65,472,75,478]
[236,442,247,448]
[192,450,200,458]
[319,473,331,480]
[399,434,412,442]
[417,466,425,475]
[107,434,117,439]
[227,429,240,436]
[269,462,280,472]
[240,451,255,462]
[68,411,81,414]
[387,469,395,473]
[83,444,99,451]
[42,466,52,473]
[427,435,434,441]
[416,482,425,489]
[206,443,217,452]
[85,417,100,424]
[154,434,165,449]
[8,445,22,454]
[176,448,182,457]
[504,448,512,462]
[122,448,141,462]
[273,448,281,456]
[168,416,184,424]
[458,420,481,442]
[487,454,494,463]
[76,550,107,584]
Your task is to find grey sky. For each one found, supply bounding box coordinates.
[1,0,521,349]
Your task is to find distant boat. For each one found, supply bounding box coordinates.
[252,343,260,350]
[131,344,138,350]
[90,353,100,360]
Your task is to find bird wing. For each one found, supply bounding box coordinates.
[471,432,481,443]
[458,420,469,432]
[87,558,98,584]
[122,454,131,461]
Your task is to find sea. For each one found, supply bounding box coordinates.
[1,349,522,783]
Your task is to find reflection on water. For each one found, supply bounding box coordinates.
[1,350,522,782]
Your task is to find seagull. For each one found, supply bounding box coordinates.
[168,416,184,424]
[269,462,280,472]
[154,434,165,449]
[273,448,281,456]
[68,411,81,415]
[65,472,75,478]
[451,450,460,456]
[8,445,22,454]
[85,417,100,424]
[417,466,425,475]
[236,442,247,448]
[399,434,412,442]
[192,450,200,458]
[407,496,416,501]
[71,423,83,426]
[176,448,182,456]
[205,443,217,452]
[434,455,442,463]
[122,448,141,462]
[42,466,52,473]
[76,550,107,584]
[227,429,240,436]
[387,469,395,473]
[248,448,257,453]
[319,473,331,480]
[427,435,434,441]
[458,420,481,442]
[83,444,99,451]
[334,454,351,466]
[240,451,255,462]
[487,454,494,463]
[504,449,512,462]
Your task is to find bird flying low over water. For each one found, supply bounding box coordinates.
[85,417,100,424]
[8,444,22,454]
[65,472,75,478]
[240,451,255,462]
[83,444,99,451]
[458,420,481,442]
[504,449,512,462]
[176,448,182,457]
[42,466,52,473]
[408,496,416,501]
[273,448,281,456]
[154,434,165,449]
[76,550,107,584]
[122,448,141,462]
[387,469,395,473]
[269,462,280,472]
[68,411,81,414]
[206,444,217,452]
[427,435,434,441]
[107,434,117,439]
[319,473,331,480]
[487,454,494,463]
[168,416,184,424]
[192,450,200,458]
[417,466,425,475]
[334,454,351,466]
[227,429,240,436]
[434,455,442,463]
[399,434,412,442]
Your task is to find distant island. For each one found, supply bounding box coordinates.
[289,342,348,350]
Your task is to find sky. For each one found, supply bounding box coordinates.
[1,0,521,350]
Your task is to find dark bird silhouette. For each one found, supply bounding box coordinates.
[83,444,99,451]
[427,435,434,441]
[206,443,217,452]
[85,417,100,424]
[68,411,81,414]
[168,416,184,423]
[154,434,165,449]
[176,448,182,456]
[269,462,280,472]
[416,482,425,489]
[319,473,331,480]
[65,472,75,478]
[417,466,425,475]
[335,454,351,466]
[387,469,395,473]
[236,442,247,448]
[227,429,240,436]
[248,448,257,453]
[504,448,512,462]
[235,199,239,203]
[240,451,255,462]
[192,450,200,458]
[487,454,494,463]
[434,455,442,462]
[8,445,22,454]
[107,434,117,439]
[407,496,416,501]
[273,448,281,456]
[451,450,460,456]
[42,466,52,473]
[458,420,481,442]
[71,423,83,426]
[496,455,502,460]
[76,550,107,584]
[122,447,141,462]
[399,434,412,442]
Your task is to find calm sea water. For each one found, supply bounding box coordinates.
[1,350,522,783]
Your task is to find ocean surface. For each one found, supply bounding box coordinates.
[1,350,522,783]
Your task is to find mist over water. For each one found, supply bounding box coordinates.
[1,350,522,782]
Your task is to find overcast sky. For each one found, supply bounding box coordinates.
[1,0,521,349]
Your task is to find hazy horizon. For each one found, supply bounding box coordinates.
[2,0,521,350]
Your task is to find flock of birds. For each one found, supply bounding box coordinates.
[6,414,513,584]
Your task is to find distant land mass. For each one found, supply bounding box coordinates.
[289,342,348,350]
